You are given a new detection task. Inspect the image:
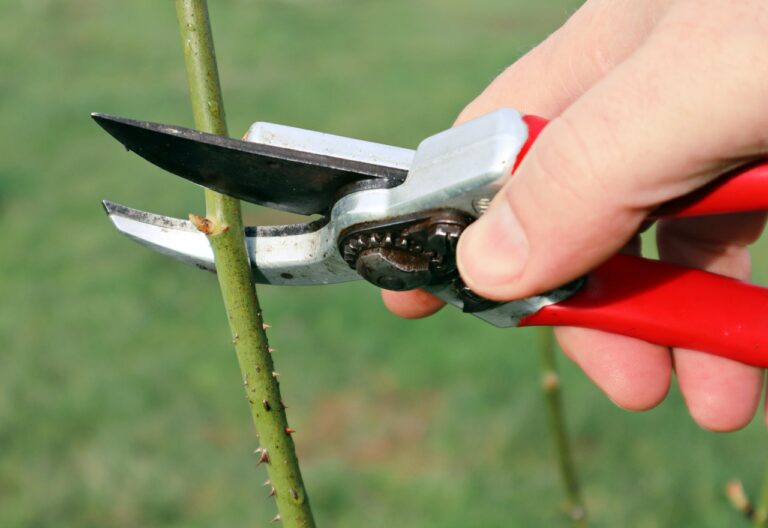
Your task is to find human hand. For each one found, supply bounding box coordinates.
[383,0,768,430]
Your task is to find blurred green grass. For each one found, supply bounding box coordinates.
[1,1,767,527]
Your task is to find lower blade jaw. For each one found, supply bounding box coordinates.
[103,200,216,272]
[102,200,360,286]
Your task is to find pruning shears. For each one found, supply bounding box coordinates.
[93,109,768,366]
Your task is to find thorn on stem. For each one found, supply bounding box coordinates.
[268,347,276,353]
[281,400,288,409]
[285,427,295,435]
[290,488,299,501]
[263,479,271,487]
[257,449,270,465]
[269,486,276,497]
[263,323,272,329]
[243,374,248,387]
[271,514,281,523]
[542,371,560,391]
[232,333,239,344]
[272,371,280,378]
[262,399,271,411]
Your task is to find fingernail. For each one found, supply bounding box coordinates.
[458,202,528,290]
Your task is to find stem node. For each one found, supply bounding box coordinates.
[188,212,228,236]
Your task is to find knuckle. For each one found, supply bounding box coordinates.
[664,0,768,52]
[526,115,608,205]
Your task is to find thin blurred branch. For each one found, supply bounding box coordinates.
[726,479,755,522]
[725,472,768,526]
[754,467,768,526]
[537,327,587,527]
[174,1,315,526]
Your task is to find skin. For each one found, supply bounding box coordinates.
[383,0,768,431]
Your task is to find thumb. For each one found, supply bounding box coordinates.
[456,9,768,301]
[456,111,646,301]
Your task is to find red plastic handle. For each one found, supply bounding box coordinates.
[510,116,768,366]
[518,254,768,367]
[520,115,768,218]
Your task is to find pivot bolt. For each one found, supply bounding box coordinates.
[354,247,431,291]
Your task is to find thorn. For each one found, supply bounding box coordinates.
[542,371,560,391]
[281,400,288,409]
[271,514,281,523]
[257,449,270,465]
[285,427,295,435]
[232,333,239,344]
[290,488,299,501]
[268,347,276,353]
[263,323,272,329]
[263,479,271,487]
[272,371,280,378]
[243,373,249,387]
[254,447,264,455]
[262,399,271,411]
[269,486,276,497]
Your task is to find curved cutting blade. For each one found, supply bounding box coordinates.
[102,200,360,285]
[91,113,412,215]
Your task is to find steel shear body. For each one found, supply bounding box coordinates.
[94,109,768,366]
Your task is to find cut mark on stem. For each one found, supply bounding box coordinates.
[189,213,229,236]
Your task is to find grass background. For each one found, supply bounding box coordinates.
[2,1,767,526]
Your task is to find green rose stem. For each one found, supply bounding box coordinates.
[537,328,587,526]
[174,2,316,526]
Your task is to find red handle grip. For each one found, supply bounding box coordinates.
[518,254,768,367]
[520,115,768,218]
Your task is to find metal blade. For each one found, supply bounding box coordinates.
[92,113,412,215]
[102,200,359,285]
